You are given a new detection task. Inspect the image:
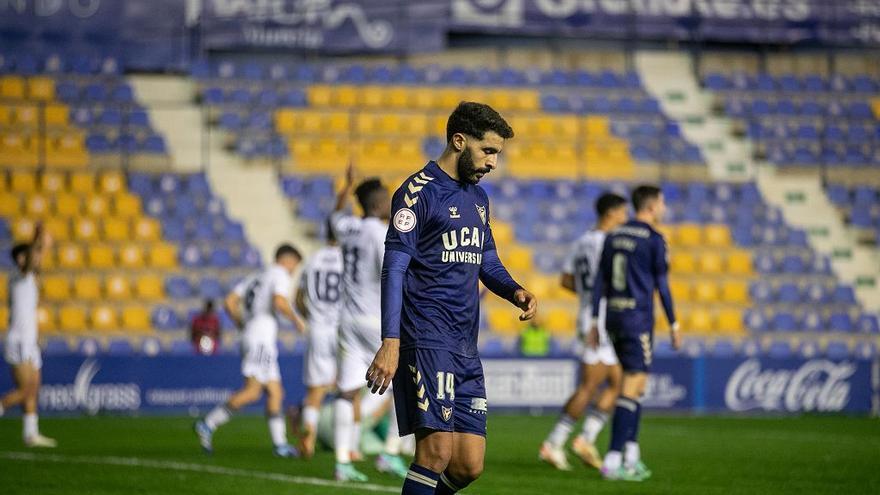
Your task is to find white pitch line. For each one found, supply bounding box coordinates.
[0,451,398,493]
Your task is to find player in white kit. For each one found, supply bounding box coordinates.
[540,193,628,470]
[330,165,409,482]
[1,224,57,448]
[295,226,343,458]
[195,244,305,457]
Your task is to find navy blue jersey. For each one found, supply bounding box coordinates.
[385,161,498,358]
[592,220,676,326]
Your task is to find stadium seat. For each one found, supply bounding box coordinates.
[69,172,94,194]
[669,279,691,303]
[670,252,696,273]
[152,306,181,331]
[91,305,118,331]
[118,244,145,269]
[12,218,36,242]
[133,217,161,242]
[10,173,36,193]
[85,196,109,218]
[24,194,50,218]
[688,308,714,333]
[721,280,749,304]
[699,252,724,274]
[55,193,81,217]
[676,225,702,246]
[135,274,164,300]
[102,217,130,241]
[99,172,125,194]
[44,218,70,241]
[59,305,88,332]
[487,306,519,335]
[0,193,21,216]
[73,274,102,300]
[106,274,131,300]
[88,244,115,268]
[545,308,575,336]
[42,275,71,301]
[122,306,151,332]
[149,243,177,268]
[726,251,753,275]
[113,194,141,217]
[57,243,85,269]
[37,306,56,332]
[717,309,744,334]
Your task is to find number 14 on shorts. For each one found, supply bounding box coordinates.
[436,371,455,401]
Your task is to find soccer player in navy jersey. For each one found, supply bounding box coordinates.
[590,185,680,481]
[365,102,538,495]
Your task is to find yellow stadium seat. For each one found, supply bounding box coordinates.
[42,275,71,301]
[0,133,35,168]
[699,252,724,274]
[27,77,55,100]
[12,218,35,242]
[546,308,575,336]
[88,244,115,268]
[149,243,177,268]
[99,172,125,194]
[515,91,540,112]
[670,252,696,273]
[335,85,358,106]
[25,194,51,218]
[704,225,732,247]
[37,306,56,332]
[44,218,70,242]
[360,86,387,108]
[135,274,164,300]
[73,217,99,242]
[325,112,350,133]
[0,193,21,216]
[13,104,38,127]
[0,274,6,300]
[584,116,610,137]
[132,217,161,242]
[274,109,296,134]
[0,76,25,99]
[69,172,94,194]
[388,87,413,108]
[44,103,68,126]
[91,305,118,331]
[85,196,109,217]
[10,173,37,193]
[74,275,102,300]
[113,194,141,217]
[0,105,9,127]
[54,192,81,217]
[717,309,744,334]
[490,221,514,245]
[122,305,151,332]
[504,245,533,272]
[676,224,702,247]
[106,274,131,300]
[103,217,130,242]
[693,280,720,303]
[40,171,66,193]
[59,305,88,332]
[525,274,554,300]
[726,250,753,275]
[670,279,691,303]
[0,307,7,330]
[57,243,85,269]
[487,306,518,335]
[306,85,332,106]
[689,309,714,333]
[721,280,749,304]
[119,244,145,269]
[47,133,88,168]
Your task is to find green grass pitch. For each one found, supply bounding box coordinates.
[1,414,878,494]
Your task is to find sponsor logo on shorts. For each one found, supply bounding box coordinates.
[469,398,488,414]
[442,406,453,422]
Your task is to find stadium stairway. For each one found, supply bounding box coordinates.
[131,75,315,260]
[757,172,880,312]
[635,51,756,181]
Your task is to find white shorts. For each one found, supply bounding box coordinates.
[337,319,381,393]
[304,325,338,387]
[240,339,280,384]
[4,339,42,370]
[582,342,619,366]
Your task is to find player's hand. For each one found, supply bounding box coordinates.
[670,322,682,350]
[344,161,355,188]
[514,289,537,321]
[366,338,399,395]
[587,325,599,349]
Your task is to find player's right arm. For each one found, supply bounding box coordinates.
[224,291,244,330]
[654,234,680,349]
[332,162,355,213]
[24,222,51,273]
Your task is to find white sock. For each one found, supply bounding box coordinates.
[545,414,576,448]
[268,414,287,447]
[351,421,362,454]
[384,400,402,456]
[204,405,231,431]
[624,442,641,468]
[604,450,622,471]
[581,409,609,444]
[302,405,320,431]
[23,413,38,440]
[334,398,353,463]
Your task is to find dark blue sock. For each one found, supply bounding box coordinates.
[608,396,639,453]
[401,463,439,495]
[434,472,468,495]
[628,400,642,443]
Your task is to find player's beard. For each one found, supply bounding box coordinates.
[457,148,491,184]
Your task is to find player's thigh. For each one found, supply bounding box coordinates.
[451,355,488,438]
[336,340,373,394]
[621,371,648,398]
[414,428,454,472]
[447,432,486,482]
[12,362,38,392]
[264,380,284,399]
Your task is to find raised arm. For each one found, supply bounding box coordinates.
[24,222,50,273]
[333,162,355,213]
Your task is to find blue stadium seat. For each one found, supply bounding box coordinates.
[854,341,878,360]
[241,246,263,268]
[240,62,264,80]
[152,305,181,330]
[78,339,100,356]
[832,286,857,305]
[168,340,193,355]
[857,314,880,334]
[828,312,853,332]
[86,134,111,153]
[162,218,187,242]
[777,283,801,304]
[180,244,203,268]
[654,341,676,358]
[225,221,246,242]
[781,254,805,273]
[116,134,138,153]
[209,247,235,268]
[84,83,108,102]
[98,109,122,126]
[107,340,134,356]
[111,84,134,104]
[803,283,828,304]
[749,281,774,304]
[218,112,242,131]
[825,341,850,360]
[128,173,155,196]
[44,338,71,355]
[187,174,211,195]
[143,135,167,154]
[767,341,792,359]
[164,276,192,299]
[199,277,225,300]
[801,310,824,332]
[771,312,798,332]
[797,340,820,359]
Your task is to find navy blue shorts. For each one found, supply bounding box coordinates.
[393,348,487,437]
[606,311,654,373]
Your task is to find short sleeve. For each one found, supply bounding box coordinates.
[385,183,430,258]
[329,211,357,239]
[561,241,578,275]
[232,275,252,297]
[271,267,293,298]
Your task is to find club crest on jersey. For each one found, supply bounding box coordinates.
[442,406,453,422]
[475,204,487,225]
[449,206,460,219]
[393,208,416,233]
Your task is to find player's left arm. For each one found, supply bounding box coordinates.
[332,162,355,213]
[24,222,51,273]
[480,224,537,321]
[654,235,680,349]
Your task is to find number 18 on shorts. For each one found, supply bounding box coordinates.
[393,348,488,437]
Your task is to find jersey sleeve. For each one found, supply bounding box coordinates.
[329,210,354,239]
[561,240,578,275]
[385,182,430,258]
[271,267,293,299]
[653,234,677,326]
[232,275,252,297]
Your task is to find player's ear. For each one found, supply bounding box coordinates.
[452,133,466,152]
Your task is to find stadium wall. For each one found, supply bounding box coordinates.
[0,355,875,416]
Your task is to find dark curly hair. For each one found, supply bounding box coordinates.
[446,101,514,143]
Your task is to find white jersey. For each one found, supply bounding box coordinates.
[329,211,386,328]
[299,245,343,329]
[562,229,609,342]
[7,272,38,344]
[232,264,293,342]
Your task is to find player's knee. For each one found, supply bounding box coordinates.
[339,388,358,401]
[447,460,484,485]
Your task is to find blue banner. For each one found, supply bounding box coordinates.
[451,0,880,46]
[0,354,874,416]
